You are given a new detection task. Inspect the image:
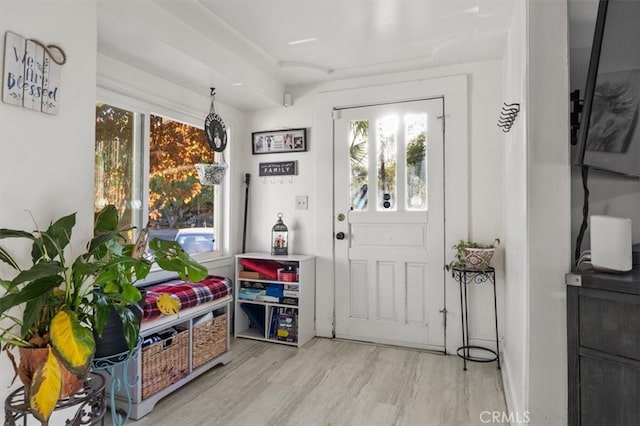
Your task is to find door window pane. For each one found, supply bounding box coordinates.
[349,120,369,211]
[405,114,427,211]
[376,115,398,211]
[148,114,216,253]
[94,103,142,240]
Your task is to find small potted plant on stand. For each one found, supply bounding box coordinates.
[0,205,207,422]
[444,238,500,272]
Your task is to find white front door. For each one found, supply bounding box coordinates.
[334,98,445,350]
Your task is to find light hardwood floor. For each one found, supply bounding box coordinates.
[128,337,507,426]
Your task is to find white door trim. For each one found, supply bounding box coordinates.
[313,74,469,354]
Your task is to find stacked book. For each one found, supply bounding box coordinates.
[280,283,299,306]
[238,281,299,305]
[238,281,277,302]
[267,306,298,342]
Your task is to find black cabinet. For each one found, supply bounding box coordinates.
[567,270,640,425]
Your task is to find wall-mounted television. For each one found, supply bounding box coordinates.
[575,0,640,177]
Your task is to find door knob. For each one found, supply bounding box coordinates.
[336,232,345,240]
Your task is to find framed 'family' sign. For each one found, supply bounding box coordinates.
[2,31,66,115]
[259,161,298,177]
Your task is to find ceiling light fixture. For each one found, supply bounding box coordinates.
[287,37,317,45]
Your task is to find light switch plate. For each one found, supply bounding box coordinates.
[296,195,308,210]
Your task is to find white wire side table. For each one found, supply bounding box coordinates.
[452,266,500,371]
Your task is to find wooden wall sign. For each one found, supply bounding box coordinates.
[259,161,298,177]
[2,31,66,115]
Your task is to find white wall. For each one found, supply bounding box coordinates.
[527,0,570,424]
[501,0,529,421]
[243,103,315,256]
[0,0,98,416]
[246,61,505,353]
[501,2,571,424]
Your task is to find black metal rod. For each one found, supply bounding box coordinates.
[493,274,501,369]
[457,270,466,370]
[463,274,470,369]
[242,173,251,253]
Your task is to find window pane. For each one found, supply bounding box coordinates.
[405,114,427,211]
[349,120,369,211]
[94,103,142,240]
[148,114,215,254]
[376,115,398,211]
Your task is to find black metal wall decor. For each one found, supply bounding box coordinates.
[205,88,227,152]
[497,103,520,133]
[196,88,228,185]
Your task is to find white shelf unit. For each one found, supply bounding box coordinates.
[235,253,315,347]
[109,296,233,420]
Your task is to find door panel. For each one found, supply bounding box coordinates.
[351,223,426,247]
[334,98,445,350]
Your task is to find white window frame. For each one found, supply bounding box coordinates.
[95,87,227,269]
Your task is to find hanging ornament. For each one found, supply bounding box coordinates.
[204,88,227,153]
[196,88,228,185]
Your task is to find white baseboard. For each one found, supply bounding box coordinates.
[500,350,529,425]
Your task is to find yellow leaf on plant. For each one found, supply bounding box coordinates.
[50,310,95,376]
[157,293,180,315]
[29,346,62,423]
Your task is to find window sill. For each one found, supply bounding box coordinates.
[138,253,234,286]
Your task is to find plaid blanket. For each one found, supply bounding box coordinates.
[142,275,232,321]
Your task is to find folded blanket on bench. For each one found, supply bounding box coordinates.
[142,275,233,321]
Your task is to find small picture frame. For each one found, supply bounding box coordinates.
[252,128,307,154]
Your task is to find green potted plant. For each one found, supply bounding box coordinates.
[444,238,500,272]
[89,205,208,357]
[0,205,207,422]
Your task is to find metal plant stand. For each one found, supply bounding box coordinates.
[4,372,106,426]
[452,266,500,371]
[91,340,141,426]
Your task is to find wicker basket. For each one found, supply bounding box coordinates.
[192,313,227,369]
[141,329,189,399]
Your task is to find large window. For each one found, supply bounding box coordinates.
[94,103,223,257]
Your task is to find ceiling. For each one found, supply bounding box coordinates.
[97,0,522,111]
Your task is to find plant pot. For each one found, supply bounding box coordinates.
[464,248,495,270]
[17,347,83,398]
[195,163,227,185]
[94,304,143,358]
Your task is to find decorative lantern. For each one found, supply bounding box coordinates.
[271,212,288,256]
